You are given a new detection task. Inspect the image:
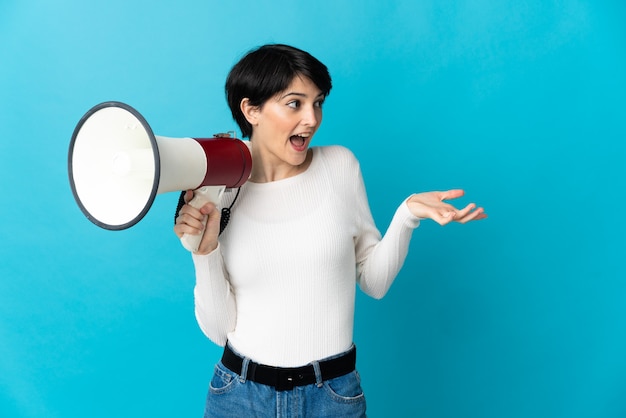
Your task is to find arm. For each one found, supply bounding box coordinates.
[355,188,420,300]
[174,190,236,346]
[191,248,237,346]
[353,175,487,300]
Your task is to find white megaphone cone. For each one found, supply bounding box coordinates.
[68,101,252,252]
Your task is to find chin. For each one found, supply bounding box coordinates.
[288,152,308,166]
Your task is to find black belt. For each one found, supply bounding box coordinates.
[221,344,356,391]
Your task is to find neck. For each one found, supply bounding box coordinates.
[249,148,313,183]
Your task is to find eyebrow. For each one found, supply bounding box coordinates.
[280,91,325,100]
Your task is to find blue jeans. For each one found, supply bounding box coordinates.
[203,347,367,417]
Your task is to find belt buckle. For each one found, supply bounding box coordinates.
[276,370,298,391]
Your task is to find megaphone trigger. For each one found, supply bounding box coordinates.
[180,186,226,253]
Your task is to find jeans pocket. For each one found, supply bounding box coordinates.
[323,370,366,403]
[209,362,238,395]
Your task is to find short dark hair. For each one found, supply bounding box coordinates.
[225,44,332,138]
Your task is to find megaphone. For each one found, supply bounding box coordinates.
[68,101,252,252]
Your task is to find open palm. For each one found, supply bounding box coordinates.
[406,189,487,225]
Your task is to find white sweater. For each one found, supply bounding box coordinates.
[192,145,420,367]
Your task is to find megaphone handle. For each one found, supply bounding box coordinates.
[180,185,226,252]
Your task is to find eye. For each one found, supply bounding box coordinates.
[287,100,301,109]
[315,99,325,108]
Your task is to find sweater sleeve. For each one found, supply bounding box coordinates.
[353,163,420,299]
[192,244,237,346]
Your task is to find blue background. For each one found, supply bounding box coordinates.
[1,1,625,417]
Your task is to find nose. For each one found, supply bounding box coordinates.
[302,105,319,127]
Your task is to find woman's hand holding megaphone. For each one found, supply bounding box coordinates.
[174,189,222,255]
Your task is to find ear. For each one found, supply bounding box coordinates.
[240,98,260,126]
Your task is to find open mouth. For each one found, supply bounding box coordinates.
[290,134,307,149]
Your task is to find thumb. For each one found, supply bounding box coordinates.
[200,202,217,215]
[439,189,465,201]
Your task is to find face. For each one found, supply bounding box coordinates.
[243,75,325,181]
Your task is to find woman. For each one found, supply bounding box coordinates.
[174,44,486,417]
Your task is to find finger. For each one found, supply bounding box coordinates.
[455,207,486,224]
[177,204,205,223]
[175,213,207,234]
[183,190,194,204]
[429,208,456,226]
[173,218,206,238]
[439,189,465,201]
[453,203,476,219]
[176,205,208,231]
[471,210,488,221]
